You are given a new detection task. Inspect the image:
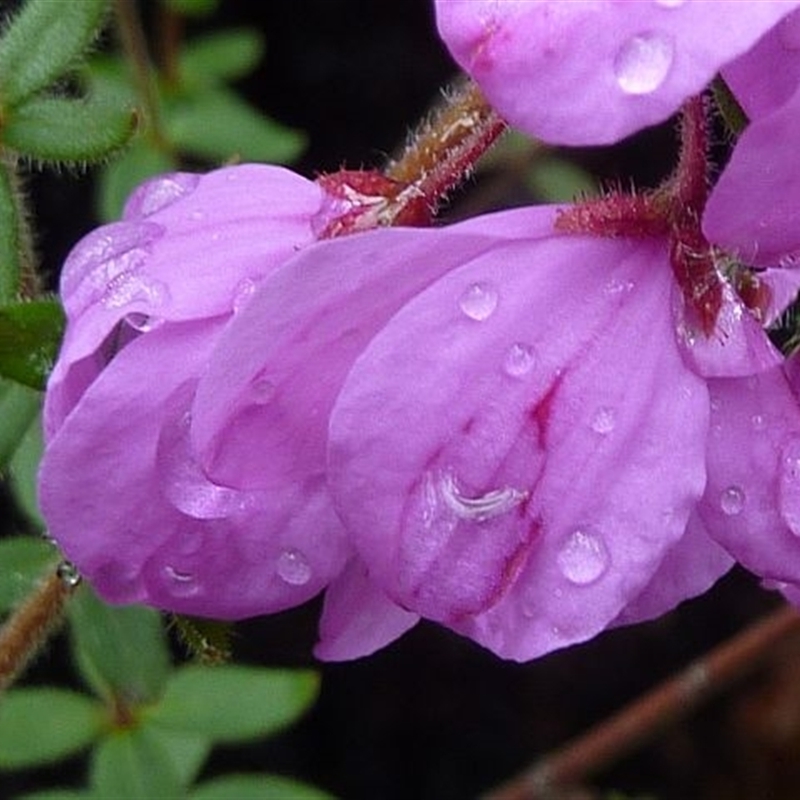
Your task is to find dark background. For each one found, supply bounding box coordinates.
[13,1,800,798]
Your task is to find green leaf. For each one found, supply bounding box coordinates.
[180,29,265,84]
[163,0,220,17]
[91,726,183,800]
[526,156,597,203]
[191,774,336,800]
[4,93,137,165]
[149,665,319,743]
[69,585,171,705]
[0,298,65,390]
[166,89,305,164]
[0,0,109,108]
[97,140,177,222]
[0,536,57,614]
[8,411,46,529]
[0,687,104,768]
[0,162,21,302]
[144,726,211,788]
[17,791,96,800]
[0,376,40,467]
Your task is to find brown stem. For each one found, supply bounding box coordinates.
[0,564,79,693]
[484,605,800,800]
[384,76,507,219]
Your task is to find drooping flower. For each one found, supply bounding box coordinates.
[433,0,800,145]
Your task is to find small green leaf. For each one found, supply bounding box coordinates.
[166,89,305,164]
[163,0,220,17]
[191,774,336,800]
[180,29,265,84]
[0,688,104,768]
[69,585,171,705]
[97,140,177,222]
[9,411,46,529]
[144,726,210,788]
[149,665,319,743]
[0,298,65,390]
[91,726,183,800]
[0,162,21,302]
[5,93,138,165]
[0,376,40,467]
[0,0,109,108]
[526,156,597,203]
[0,536,58,614]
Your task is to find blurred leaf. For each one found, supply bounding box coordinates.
[526,156,597,203]
[180,29,265,84]
[0,688,103,768]
[0,536,57,614]
[91,726,183,800]
[97,139,177,221]
[191,774,336,800]
[17,792,96,800]
[166,88,305,164]
[0,0,109,107]
[8,411,46,529]
[145,726,211,788]
[69,585,171,705]
[5,93,137,165]
[149,665,319,743]
[163,0,220,17]
[0,163,21,302]
[0,299,65,390]
[0,377,40,467]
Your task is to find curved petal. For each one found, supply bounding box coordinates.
[315,560,420,661]
[329,235,708,661]
[699,367,800,585]
[703,85,800,268]
[435,0,799,145]
[46,166,324,435]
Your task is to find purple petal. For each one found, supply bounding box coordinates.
[699,367,800,585]
[704,86,800,267]
[329,235,708,661]
[435,0,800,145]
[315,560,419,661]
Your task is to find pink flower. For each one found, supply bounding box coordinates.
[434,1,800,145]
[39,164,359,618]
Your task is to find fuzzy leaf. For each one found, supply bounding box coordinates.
[0,688,103,768]
[0,536,58,614]
[9,411,46,529]
[180,29,265,84]
[69,585,170,705]
[191,775,336,800]
[166,88,304,164]
[149,665,319,743]
[0,162,21,302]
[0,299,65,390]
[0,0,109,107]
[0,376,40,467]
[5,93,137,165]
[91,727,183,800]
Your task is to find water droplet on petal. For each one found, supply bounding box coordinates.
[654,0,685,7]
[125,312,162,332]
[440,473,527,521]
[459,282,498,321]
[720,485,745,516]
[557,529,609,585]
[57,560,81,588]
[590,406,616,435]
[604,277,635,295]
[233,277,258,313]
[163,565,200,597]
[751,414,766,431]
[614,32,674,94]
[103,275,170,311]
[249,370,276,405]
[277,549,312,586]
[127,173,200,217]
[503,342,536,377]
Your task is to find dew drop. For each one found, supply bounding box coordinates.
[604,277,634,295]
[163,565,199,597]
[751,413,766,431]
[103,275,170,311]
[232,277,258,313]
[277,549,312,586]
[556,529,609,586]
[57,560,81,588]
[614,32,674,94]
[590,406,616,435]
[503,342,536,377]
[125,311,162,332]
[127,173,200,217]
[459,281,498,321]
[654,0,685,7]
[720,485,745,516]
